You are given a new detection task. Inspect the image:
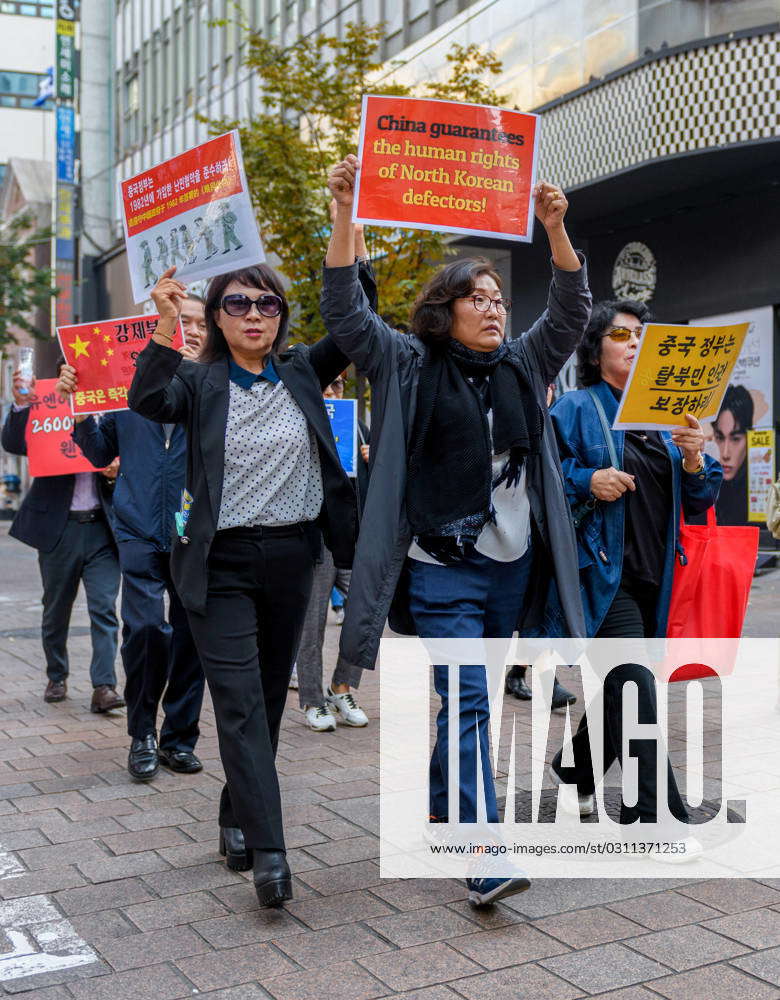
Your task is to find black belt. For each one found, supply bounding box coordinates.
[217,522,313,539]
[68,509,104,523]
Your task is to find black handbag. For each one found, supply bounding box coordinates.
[569,387,620,530]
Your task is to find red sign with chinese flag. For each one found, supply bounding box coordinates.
[56,314,184,415]
[24,380,99,478]
[354,95,540,242]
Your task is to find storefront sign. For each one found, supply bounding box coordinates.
[747,428,775,524]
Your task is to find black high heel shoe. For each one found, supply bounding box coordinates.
[253,850,292,908]
[218,827,253,871]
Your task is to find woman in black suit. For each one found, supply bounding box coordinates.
[128,265,356,908]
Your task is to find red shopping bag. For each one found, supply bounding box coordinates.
[665,507,758,681]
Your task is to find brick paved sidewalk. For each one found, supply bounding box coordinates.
[1,524,780,999]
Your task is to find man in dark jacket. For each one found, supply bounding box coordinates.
[59,296,207,782]
[1,366,121,710]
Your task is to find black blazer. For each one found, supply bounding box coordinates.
[128,336,357,614]
[1,407,115,553]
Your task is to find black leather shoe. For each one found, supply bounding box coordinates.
[128,734,159,782]
[44,679,67,703]
[218,826,253,871]
[551,678,577,711]
[158,749,203,774]
[505,666,532,701]
[253,850,292,908]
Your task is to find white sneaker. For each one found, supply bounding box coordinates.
[304,705,336,732]
[333,607,345,625]
[326,687,368,727]
[549,764,595,817]
[288,666,298,690]
[629,835,703,865]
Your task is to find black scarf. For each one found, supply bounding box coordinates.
[407,338,542,562]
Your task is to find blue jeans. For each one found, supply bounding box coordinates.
[408,545,533,823]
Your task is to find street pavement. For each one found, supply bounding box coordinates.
[1,521,780,998]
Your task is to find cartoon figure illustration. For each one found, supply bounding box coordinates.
[193,216,219,260]
[155,234,170,271]
[179,224,197,264]
[140,240,157,288]
[169,227,188,268]
[218,201,243,253]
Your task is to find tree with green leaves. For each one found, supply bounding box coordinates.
[0,212,55,350]
[209,22,506,343]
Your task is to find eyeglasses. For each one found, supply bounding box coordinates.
[463,294,512,315]
[220,293,283,318]
[605,326,642,342]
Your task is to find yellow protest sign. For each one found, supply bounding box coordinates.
[613,322,749,430]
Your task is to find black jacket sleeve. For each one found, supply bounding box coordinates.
[128,339,192,423]
[73,413,119,468]
[1,407,30,456]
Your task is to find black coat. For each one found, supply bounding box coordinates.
[1,407,115,553]
[127,337,357,615]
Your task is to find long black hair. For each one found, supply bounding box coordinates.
[576,299,651,386]
[409,257,502,346]
[200,264,289,364]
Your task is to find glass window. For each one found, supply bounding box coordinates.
[709,0,780,34]
[0,69,49,108]
[0,2,54,15]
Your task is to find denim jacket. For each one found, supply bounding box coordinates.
[550,378,722,637]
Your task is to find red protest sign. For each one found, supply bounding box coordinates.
[119,130,264,304]
[57,314,184,415]
[354,95,539,242]
[24,380,99,478]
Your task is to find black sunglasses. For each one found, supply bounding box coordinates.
[220,292,283,318]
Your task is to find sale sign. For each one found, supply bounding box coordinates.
[57,314,184,415]
[24,380,99,478]
[120,130,264,303]
[353,95,539,242]
[613,322,750,431]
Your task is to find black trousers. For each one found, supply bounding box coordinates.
[38,518,120,686]
[119,539,204,751]
[186,524,317,851]
[554,581,688,825]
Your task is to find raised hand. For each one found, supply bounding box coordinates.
[328,155,359,209]
[533,182,568,230]
[671,413,705,471]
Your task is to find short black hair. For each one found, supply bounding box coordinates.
[200,264,288,364]
[409,257,502,346]
[716,384,753,433]
[576,299,652,386]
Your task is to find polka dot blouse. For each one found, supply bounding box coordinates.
[217,378,324,530]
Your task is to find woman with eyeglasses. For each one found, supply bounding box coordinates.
[547,299,721,854]
[128,264,356,908]
[321,155,591,908]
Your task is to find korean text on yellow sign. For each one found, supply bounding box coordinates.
[613,322,749,430]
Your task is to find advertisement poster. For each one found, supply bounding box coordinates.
[747,429,775,525]
[325,398,357,477]
[353,95,539,242]
[57,315,184,416]
[24,380,98,478]
[120,130,264,304]
[690,306,774,526]
[612,322,749,431]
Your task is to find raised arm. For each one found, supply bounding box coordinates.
[128,268,192,423]
[321,155,409,381]
[72,413,119,469]
[517,185,592,386]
